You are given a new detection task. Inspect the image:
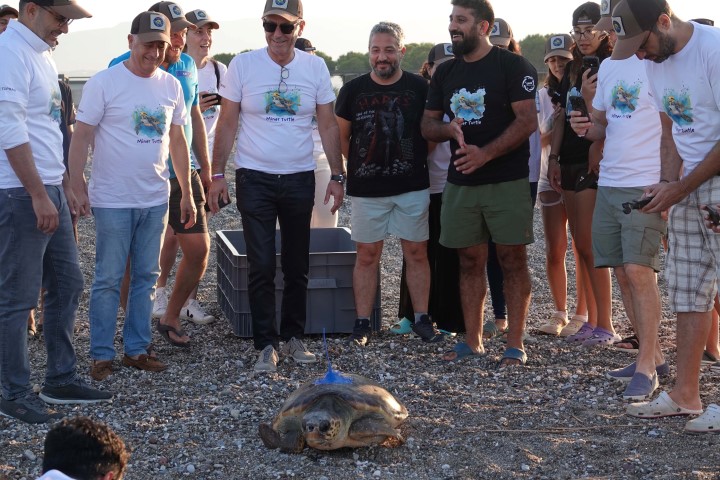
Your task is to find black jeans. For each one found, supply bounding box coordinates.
[236,168,315,350]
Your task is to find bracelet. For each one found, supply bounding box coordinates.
[211,173,225,179]
[549,154,559,162]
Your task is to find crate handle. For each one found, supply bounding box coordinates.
[307,278,337,289]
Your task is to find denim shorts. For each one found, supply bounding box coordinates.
[350,189,430,243]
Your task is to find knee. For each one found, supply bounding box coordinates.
[356,245,382,268]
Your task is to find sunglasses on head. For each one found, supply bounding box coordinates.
[262,20,296,34]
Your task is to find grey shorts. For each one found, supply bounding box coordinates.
[350,189,430,243]
[666,177,720,313]
[592,186,666,270]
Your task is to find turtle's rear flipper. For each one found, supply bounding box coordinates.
[259,423,281,449]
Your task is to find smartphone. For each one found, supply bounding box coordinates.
[204,188,232,212]
[568,95,590,119]
[201,92,222,105]
[549,89,563,105]
[622,196,653,214]
[703,205,720,226]
[582,55,599,77]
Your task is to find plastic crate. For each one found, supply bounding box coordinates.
[216,227,381,337]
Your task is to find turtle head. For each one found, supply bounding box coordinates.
[301,411,344,449]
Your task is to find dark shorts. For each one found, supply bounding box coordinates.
[560,162,598,192]
[168,170,207,234]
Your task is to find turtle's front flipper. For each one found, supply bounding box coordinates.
[259,423,281,449]
[278,429,305,453]
[347,415,404,448]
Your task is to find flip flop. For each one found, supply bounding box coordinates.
[614,334,640,353]
[389,317,413,335]
[157,322,191,348]
[498,347,527,369]
[441,342,484,362]
[626,391,703,419]
[684,404,720,434]
[701,350,718,366]
[482,321,506,340]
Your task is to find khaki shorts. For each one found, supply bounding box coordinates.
[350,189,430,243]
[592,186,666,271]
[440,178,534,248]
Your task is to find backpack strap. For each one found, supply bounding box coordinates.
[210,58,220,90]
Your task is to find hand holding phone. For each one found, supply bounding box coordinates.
[582,55,599,78]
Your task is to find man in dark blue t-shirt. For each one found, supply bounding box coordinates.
[422,0,538,365]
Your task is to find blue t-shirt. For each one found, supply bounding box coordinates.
[109,52,199,177]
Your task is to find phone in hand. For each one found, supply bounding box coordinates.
[201,92,222,106]
[582,55,599,77]
[569,95,590,119]
[703,205,720,226]
[622,196,653,214]
[549,89,563,105]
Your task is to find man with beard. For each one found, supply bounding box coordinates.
[336,22,437,346]
[609,0,720,433]
[109,1,210,351]
[421,0,538,364]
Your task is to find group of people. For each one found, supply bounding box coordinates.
[1,0,719,440]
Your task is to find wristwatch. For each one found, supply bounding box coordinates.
[330,173,346,184]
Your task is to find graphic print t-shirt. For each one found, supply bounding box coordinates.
[335,72,430,197]
[425,47,537,186]
[645,22,720,175]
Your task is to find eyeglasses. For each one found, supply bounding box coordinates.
[263,21,297,34]
[637,25,658,51]
[277,66,289,93]
[570,29,600,40]
[39,5,73,27]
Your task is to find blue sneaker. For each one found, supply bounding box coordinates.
[606,361,670,383]
[623,372,659,401]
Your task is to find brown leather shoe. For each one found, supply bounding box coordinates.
[122,354,167,372]
[90,360,114,381]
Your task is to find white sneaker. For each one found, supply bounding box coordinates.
[180,299,215,325]
[282,337,317,364]
[559,315,586,337]
[152,286,168,319]
[537,311,568,336]
[254,345,279,373]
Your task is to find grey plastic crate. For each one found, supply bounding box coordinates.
[216,227,381,337]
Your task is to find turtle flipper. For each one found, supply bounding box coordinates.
[259,423,281,449]
[346,415,404,447]
[278,428,305,453]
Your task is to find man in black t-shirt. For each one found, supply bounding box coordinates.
[336,21,439,346]
[422,0,538,365]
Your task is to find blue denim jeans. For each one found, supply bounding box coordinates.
[89,204,168,360]
[0,186,83,400]
[235,168,314,350]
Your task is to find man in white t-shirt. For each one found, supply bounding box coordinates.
[610,0,720,433]
[69,11,195,380]
[208,0,345,373]
[570,1,668,402]
[0,0,112,425]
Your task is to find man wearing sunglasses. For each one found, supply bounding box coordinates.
[208,0,345,373]
[610,0,720,434]
[0,0,113,425]
[109,2,211,351]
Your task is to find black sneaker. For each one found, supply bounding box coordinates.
[411,315,445,343]
[346,318,372,347]
[0,394,63,424]
[40,378,113,405]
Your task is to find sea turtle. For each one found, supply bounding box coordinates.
[258,373,408,452]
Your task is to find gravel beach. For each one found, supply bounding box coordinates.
[2,178,720,480]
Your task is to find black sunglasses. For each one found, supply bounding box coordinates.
[262,21,296,34]
[39,5,73,27]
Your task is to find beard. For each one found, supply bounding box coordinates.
[650,30,676,63]
[451,30,480,56]
[372,60,399,79]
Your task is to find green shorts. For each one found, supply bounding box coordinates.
[592,186,666,271]
[440,178,534,248]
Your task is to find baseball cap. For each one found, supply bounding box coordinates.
[427,43,454,64]
[185,9,219,29]
[573,1,601,26]
[31,0,90,19]
[0,4,18,17]
[595,0,617,31]
[610,0,667,60]
[148,2,195,31]
[130,11,171,44]
[263,0,303,21]
[544,34,574,62]
[489,18,513,47]
[295,37,315,51]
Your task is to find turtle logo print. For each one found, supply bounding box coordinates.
[169,4,183,18]
[551,36,565,49]
[450,88,485,122]
[272,0,288,8]
[132,107,167,138]
[522,76,536,93]
[49,89,62,124]
[611,81,640,114]
[265,90,300,117]
[151,14,165,29]
[663,91,693,126]
[612,16,627,36]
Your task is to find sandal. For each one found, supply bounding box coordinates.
[390,317,413,335]
[482,321,506,340]
[580,327,621,348]
[157,322,191,348]
[614,334,640,353]
[441,342,484,362]
[498,347,527,369]
[565,323,594,343]
[684,404,720,434]
[701,350,718,366]
[712,361,720,374]
[626,391,703,419]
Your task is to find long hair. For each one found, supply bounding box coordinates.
[568,34,612,85]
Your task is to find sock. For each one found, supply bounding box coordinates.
[355,317,370,329]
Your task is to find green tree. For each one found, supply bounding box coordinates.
[212,52,236,66]
[315,50,336,74]
[402,42,435,75]
[335,51,370,74]
[519,34,551,76]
